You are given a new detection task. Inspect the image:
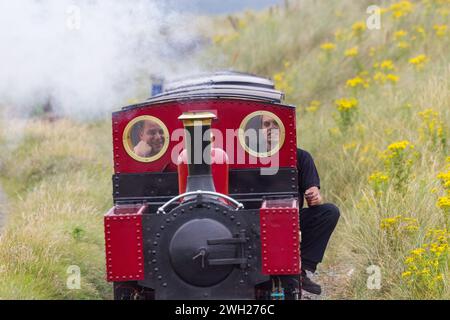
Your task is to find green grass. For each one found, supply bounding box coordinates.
[0,119,112,299]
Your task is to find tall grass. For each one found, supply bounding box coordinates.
[207,0,450,299]
[0,119,112,299]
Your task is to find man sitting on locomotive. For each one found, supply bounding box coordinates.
[260,114,340,295]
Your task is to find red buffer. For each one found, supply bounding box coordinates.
[260,198,300,275]
[104,204,146,282]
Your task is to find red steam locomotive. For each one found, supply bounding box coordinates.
[103,71,301,300]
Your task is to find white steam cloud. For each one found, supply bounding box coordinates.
[0,0,206,119]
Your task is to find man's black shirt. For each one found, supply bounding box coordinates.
[297,148,321,208]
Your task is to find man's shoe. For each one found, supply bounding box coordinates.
[301,270,322,295]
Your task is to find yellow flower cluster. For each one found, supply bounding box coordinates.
[335,97,358,111]
[389,1,415,19]
[380,215,419,234]
[273,71,293,96]
[346,76,370,89]
[409,54,428,70]
[433,25,448,37]
[368,171,390,195]
[369,171,389,184]
[394,30,408,40]
[402,229,448,291]
[387,140,414,153]
[305,100,321,113]
[418,109,446,148]
[373,72,400,85]
[437,196,450,211]
[414,26,426,37]
[379,60,396,71]
[437,171,450,190]
[435,159,450,216]
[345,46,359,57]
[351,21,366,38]
[371,60,400,85]
[320,42,336,51]
[343,141,357,151]
[380,140,416,190]
[398,41,411,49]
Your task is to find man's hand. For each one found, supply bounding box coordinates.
[305,186,322,207]
[133,140,152,157]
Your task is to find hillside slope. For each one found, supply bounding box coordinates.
[208,0,450,299]
[0,119,112,299]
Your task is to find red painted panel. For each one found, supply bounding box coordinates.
[260,199,300,275]
[104,205,145,282]
[112,99,297,174]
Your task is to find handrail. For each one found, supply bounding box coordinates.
[157,190,244,215]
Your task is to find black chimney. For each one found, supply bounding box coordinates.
[179,112,217,193]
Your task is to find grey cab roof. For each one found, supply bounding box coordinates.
[122,71,288,111]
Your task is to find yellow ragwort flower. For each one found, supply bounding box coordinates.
[410,248,425,256]
[397,41,410,49]
[388,140,414,152]
[409,54,428,69]
[394,30,408,40]
[389,1,414,19]
[321,42,336,51]
[346,76,370,89]
[345,46,359,57]
[369,171,389,184]
[402,271,412,278]
[437,196,450,210]
[387,74,400,83]
[352,21,366,37]
[380,60,395,71]
[305,100,321,113]
[414,26,426,37]
[335,98,359,111]
[433,25,448,37]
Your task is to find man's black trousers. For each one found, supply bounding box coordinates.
[300,203,340,272]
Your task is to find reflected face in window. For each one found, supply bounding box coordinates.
[134,120,165,157]
[261,114,280,151]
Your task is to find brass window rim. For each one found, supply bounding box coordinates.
[238,110,285,158]
[122,115,170,163]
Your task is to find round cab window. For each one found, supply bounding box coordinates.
[238,111,285,157]
[123,116,169,162]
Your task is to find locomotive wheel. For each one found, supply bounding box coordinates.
[113,282,155,300]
